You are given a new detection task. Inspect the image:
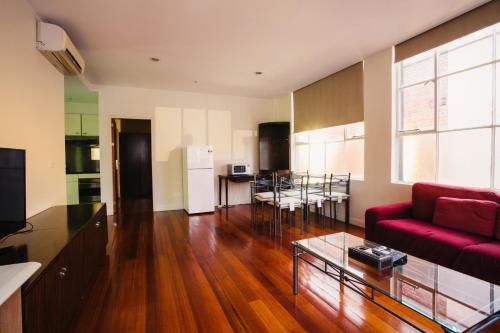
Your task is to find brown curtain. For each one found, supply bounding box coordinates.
[395,0,500,62]
[293,62,363,133]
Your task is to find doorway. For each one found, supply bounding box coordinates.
[111,118,152,213]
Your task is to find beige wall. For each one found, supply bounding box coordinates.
[0,0,66,217]
[98,85,276,214]
[349,48,411,226]
[271,94,292,122]
[289,48,412,227]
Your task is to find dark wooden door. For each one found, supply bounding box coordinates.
[119,133,152,198]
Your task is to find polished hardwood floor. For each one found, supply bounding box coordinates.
[69,200,491,332]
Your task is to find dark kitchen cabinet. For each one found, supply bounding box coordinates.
[2,203,107,333]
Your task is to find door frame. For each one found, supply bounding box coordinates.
[110,117,153,213]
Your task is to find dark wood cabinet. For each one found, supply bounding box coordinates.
[83,209,107,293]
[258,122,290,173]
[2,203,107,333]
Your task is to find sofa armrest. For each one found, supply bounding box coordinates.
[365,202,412,241]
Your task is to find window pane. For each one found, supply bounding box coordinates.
[345,122,364,139]
[438,65,492,130]
[400,50,434,86]
[400,82,435,131]
[294,132,309,144]
[309,143,325,173]
[309,128,326,143]
[326,142,346,174]
[496,31,500,60]
[323,125,345,142]
[295,145,309,172]
[497,63,500,123]
[401,133,436,183]
[437,27,493,75]
[345,139,364,178]
[326,140,364,177]
[495,130,500,189]
[438,128,491,188]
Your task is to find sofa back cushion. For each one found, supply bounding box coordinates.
[496,216,500,240]
[412,182,500,222]
[432,197,498,237]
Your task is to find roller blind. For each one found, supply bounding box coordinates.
[395,0,500,62]
[293,62,363,133]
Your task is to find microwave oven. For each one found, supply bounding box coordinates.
[227,163,251,175]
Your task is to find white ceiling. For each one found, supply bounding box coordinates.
[28,0,488,98]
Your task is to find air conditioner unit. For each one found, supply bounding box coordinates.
[36,22,85,76]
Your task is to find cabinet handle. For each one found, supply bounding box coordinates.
[59,267,67,279]
[95,221,101,228]
[82,132,87,135]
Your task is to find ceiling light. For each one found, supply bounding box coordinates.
[150,57,160,62]
[254,71,263,75]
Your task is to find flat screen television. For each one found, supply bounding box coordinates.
[0,148,26,238]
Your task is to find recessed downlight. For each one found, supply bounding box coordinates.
[150,57,160,62]
[254,71,263,75]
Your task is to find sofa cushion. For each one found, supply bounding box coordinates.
[415,228,488,267]
[373,219,435,255]
[453,242,500,285]
[364,202,413,241]
[374,219,488,267]
[412,182,499,222]
[432,197,498,237]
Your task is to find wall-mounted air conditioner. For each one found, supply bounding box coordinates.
[36,22,85,76]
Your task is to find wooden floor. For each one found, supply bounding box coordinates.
[70,200,460,332]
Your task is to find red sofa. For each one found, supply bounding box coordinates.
[365,182,500,285]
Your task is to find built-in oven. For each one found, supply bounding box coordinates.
[78,178,101,203]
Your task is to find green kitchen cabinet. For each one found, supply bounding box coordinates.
[65,114,82,136]
[81,114,99,136]
[66,175,79,205]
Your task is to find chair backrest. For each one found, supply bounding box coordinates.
[330,173,351,195]
[304,172,327,202]
[275,176,294,200]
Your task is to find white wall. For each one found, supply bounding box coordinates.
[0,0,66,217]
[348,48,411,226]
[98,85,276,214]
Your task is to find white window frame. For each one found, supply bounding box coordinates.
[395,24,499,188]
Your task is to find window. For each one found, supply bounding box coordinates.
[396,23,500,188]
[293,122,364,178]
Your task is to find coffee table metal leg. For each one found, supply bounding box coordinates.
[293,244,299,295]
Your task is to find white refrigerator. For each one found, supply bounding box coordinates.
[182,145,215,214]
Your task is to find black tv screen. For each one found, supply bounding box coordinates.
[0,148,26,238]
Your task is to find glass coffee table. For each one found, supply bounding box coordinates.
[292,232,500,332]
